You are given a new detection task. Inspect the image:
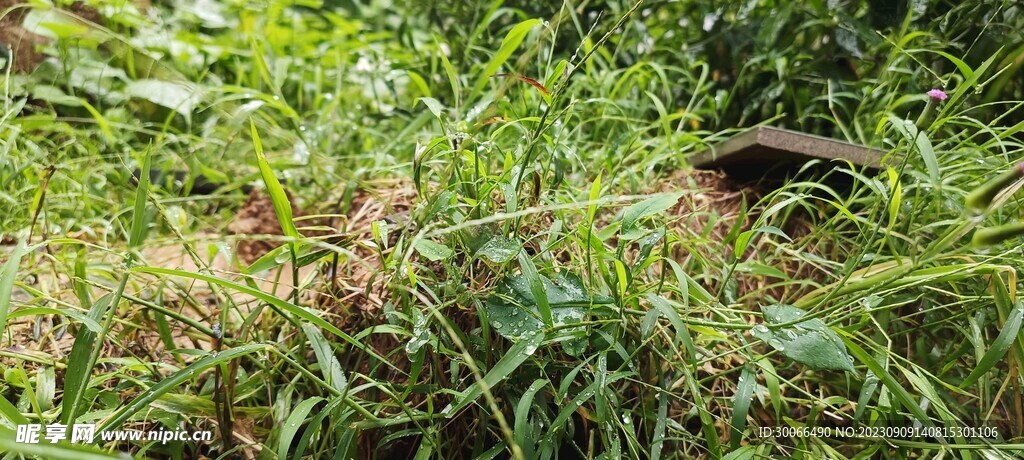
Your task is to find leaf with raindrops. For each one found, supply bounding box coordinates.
[483,271,614,342]
[751,304,855,372]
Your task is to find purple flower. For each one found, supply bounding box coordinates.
[927,89,948,102]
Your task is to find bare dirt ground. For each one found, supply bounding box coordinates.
[0,0,49,73]
[1,170,786,361]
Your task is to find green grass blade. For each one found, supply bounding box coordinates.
[887,115,939,189]
[60,292,113,426]
[128,149,153,248]
[132,266,401,373]
[434,37,460,109]
[650,385,669,460]
[250,118,298,240]
[0,239,28,334]
[517,250,551,327]
[64,150,154,425]
[729,365,756,450]
[842,337,936,428]
[278,397,324,460]
[0,429,122,460]
[98,343,268,432]
[442,330,543,417]
[960,299,1024,387]
[469,18,541,104]
[514,379,547,459]
[301,323,348,393]
[0,393,27,426]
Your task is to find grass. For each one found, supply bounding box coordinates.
[2,0,1024,459]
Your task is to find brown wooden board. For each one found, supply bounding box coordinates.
[690,126,884,170]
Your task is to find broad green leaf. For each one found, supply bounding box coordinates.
[434,37,461,109]
[418,97,445,118]
[35,366,56,412]
[620,192,683,239]
[476,235,521,264]
[886,167,902,232]
[371,220,389,249]
[125,79,202,117]
[650,387,669,460]
[517,250,551,327]
[246,237,351,273]
[644,294,696,364]
[22,9,90,39]
[754,359,782,421]
[462,225,521,263]
[721,445,758,460]
[992,275,1024,388]
[751,304,855,372]
[31,85,86,107]
[483,270,613,341]
[415,239,453,261]
[405,308,432,357]
[734,262,790,279]
[634,229,665,270]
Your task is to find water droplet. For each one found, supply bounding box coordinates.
[493,321,503,328]
[753,324,769,334]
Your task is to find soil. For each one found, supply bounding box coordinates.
[0,0,49,73]
[0,1,103,73]
[227,188,304,265]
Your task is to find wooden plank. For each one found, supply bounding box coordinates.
[690,126,883,170]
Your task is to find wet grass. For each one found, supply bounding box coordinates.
[2,1,1024,458]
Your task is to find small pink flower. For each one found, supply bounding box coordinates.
[927,89,948,102]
